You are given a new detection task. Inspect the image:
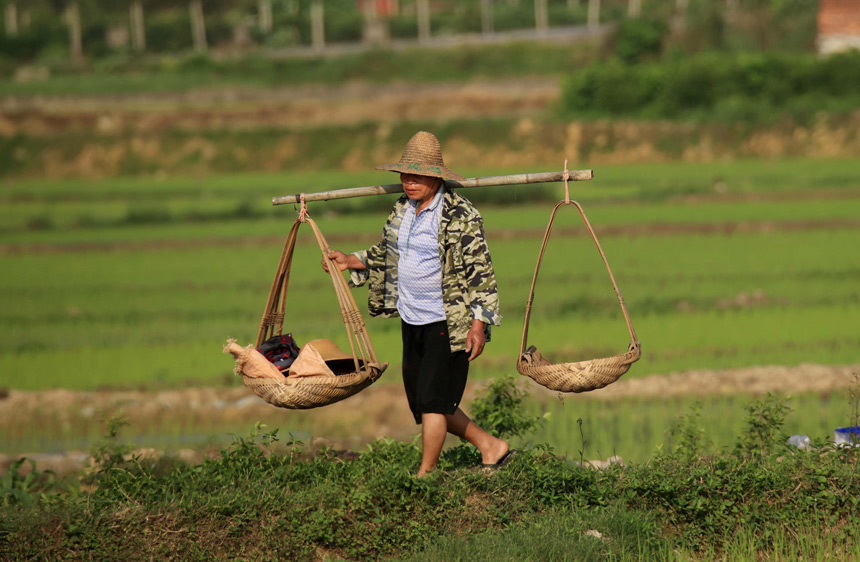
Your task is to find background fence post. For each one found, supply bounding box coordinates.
[258,0,273,34]
[588,0,601,29]
[481,0,494,36]
[189,0,207,53]
[130,0,146,52]
[4,2,17,37]
[66,1,84,63]
[417,0,431,44]
[535,0,548,36]
[311,0,325,51]
[628,0,641,18]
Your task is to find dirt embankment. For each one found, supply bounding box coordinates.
[3,80,860,178]
[5,363,857,425]
[0,80,558,135]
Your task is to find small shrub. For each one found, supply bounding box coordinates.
[667,402,706,461]
[89,416,133,472]
[736,392,790,456]
[469,374,543,440]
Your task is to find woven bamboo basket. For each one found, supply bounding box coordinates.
[517,190,641,393]
[234,354,386,410]
[226,211,387,409]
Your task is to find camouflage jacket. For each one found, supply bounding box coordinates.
[349,189,502,352]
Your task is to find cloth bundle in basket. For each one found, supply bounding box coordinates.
[257,333,301,371]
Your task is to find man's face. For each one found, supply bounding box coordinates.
[400,173,441,204]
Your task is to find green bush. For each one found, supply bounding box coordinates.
[562,60,665,116]
[389,14,418,40]
[560,50,860,122]
[659,53,729,114]
[147,11,195,52]
[0,30,49,62]
[323,2,364,43]
[614,18,668,64]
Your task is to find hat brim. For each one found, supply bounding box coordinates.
[303,338,355,362]
[376,163,466,182]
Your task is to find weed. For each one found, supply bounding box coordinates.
[89,415,133,472]
[577,417,587,466]
[469,374,543,441]
[0,518,7,558]
[1,458,52,507]
[848,372,860,429]
[667,401,706,461]
[0,456,77,509]
[736,393,790,456]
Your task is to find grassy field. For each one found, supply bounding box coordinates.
[1,156,858,461]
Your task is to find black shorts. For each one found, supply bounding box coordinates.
[401,320,469,425]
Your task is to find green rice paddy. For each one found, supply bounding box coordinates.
[1,157,858,458]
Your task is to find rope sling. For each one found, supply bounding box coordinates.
[225,198,387,409]
[517,164,642,392]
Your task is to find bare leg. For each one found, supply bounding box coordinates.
[418,413,447,477]
[444,407,508,465]
[417,408,508,477]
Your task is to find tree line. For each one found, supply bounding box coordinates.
[0,0,815,65]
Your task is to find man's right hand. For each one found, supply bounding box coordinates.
[322,250,357,273]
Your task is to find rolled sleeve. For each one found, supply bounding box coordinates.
[348,250,369,288]
[471,303,502,326]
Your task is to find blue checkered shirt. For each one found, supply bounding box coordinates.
[395,186,446,325]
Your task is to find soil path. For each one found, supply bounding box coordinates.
[5,363,857,423]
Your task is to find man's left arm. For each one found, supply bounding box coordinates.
[461,217,503,329]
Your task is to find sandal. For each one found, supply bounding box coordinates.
[483,449,517,470]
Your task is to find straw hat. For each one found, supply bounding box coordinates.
[376,131,466,181]
[304,339,354,362]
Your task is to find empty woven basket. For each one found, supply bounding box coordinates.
[517,197,641,393]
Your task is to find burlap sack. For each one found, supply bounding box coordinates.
[289,342,336,378]
[223,339,284,381]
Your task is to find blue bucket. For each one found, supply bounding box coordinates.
[834,426,860,446]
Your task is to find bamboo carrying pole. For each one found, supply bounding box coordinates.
[272,169,593,206]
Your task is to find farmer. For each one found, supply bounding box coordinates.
[323,131,515,477]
